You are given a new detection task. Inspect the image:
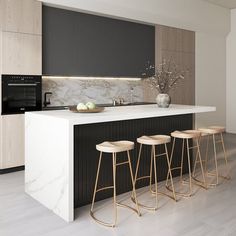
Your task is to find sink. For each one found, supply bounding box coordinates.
[97,102,155,107]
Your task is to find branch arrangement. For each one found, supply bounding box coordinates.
[143,59,186,94]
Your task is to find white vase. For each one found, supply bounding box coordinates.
[156,93,171,108]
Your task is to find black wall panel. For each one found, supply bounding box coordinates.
[42,6,155,77]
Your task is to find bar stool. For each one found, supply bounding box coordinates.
[131,135,176,211]
[166,130,206,197]
[90,140,140,227]
[196,126,231,187]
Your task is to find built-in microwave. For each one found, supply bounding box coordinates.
[1,75,42,115]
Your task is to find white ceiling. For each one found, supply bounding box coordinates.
[40,0,236,10]
[203,0,236,9]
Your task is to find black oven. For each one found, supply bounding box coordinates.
[1,75,42,115]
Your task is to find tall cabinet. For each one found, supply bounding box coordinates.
[0,0,42,172]
[143,25,195,105]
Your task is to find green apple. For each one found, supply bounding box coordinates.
[86,102,96,110]
[77,103,88,110]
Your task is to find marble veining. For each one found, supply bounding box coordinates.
[25,105,215,222]
[42,77,144,106]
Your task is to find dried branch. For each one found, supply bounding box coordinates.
[143,59,186,93]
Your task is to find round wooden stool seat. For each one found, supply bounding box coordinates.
[198,127,224,135]
[171,130,201,139]
[137,135,171,146]
[209,126,225,133]
[96,141,134,153]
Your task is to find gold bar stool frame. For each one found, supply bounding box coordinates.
[196,126,231,187]
[90,140,140,227]
[131,135,177,211]
[166,130,206,197]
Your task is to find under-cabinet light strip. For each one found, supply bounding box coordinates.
[42,76,141,81]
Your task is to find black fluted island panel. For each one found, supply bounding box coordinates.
[74,114,193,208]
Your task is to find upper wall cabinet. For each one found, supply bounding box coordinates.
[2,31,42,74]
[43,6,155,77]
[1,0,42,35]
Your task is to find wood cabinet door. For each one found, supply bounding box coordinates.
[2,31,42,75]
[0,114,25,169]
[1,0,42,35]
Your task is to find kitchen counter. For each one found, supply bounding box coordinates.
[25,104,215,222]
[30,104,215,125]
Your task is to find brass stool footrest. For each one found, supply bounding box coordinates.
[136,175,151,181]
[180,177,207,189]
[170,167,182,171]
[207,171,231,180]
[90,210,116,228]
[116,202,141,216]
[131,195,157,211]
[188,145,198,150]
[150,188,177,201]
[116,161,129,166]
[155,152,168,157]
[195,160,206,163]
[96,186,114,193]
[215,140,223,144]
[189,176,207,189]
[166,183,192,198]
[90,200,141,228]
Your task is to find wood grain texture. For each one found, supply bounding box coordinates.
[1,0,42,35]
[143,25,195,106]
[0,0,42,169]
[2,31,42,75]
[0,114,25,169]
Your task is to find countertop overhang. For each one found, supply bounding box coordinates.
[27,104,216,125]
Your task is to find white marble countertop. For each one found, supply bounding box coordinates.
[27,104,216,125]
[25,103,215,222]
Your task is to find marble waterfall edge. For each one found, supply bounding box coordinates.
[25,115,74,222]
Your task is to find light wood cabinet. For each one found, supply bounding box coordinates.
[0,115,25,169]
[144,24,195,105]
[0,0,42,171]
[0,31,2,75]
[2,31,42,75]
[0,0,42,75]
[1,0,42,35]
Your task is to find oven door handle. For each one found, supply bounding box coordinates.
[7,83,37,86]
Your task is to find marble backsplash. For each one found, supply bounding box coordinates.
[42,77,145,106]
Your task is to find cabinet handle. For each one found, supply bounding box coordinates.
[8,83,37,86]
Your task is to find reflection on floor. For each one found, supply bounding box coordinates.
[0,133,236,236]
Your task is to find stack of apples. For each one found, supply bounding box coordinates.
[77,102,96,110]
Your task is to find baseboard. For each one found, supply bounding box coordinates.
[0,166,25,174]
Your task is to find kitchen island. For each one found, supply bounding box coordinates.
[25,104,215,222]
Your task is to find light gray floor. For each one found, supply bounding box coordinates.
[0,133,236,236]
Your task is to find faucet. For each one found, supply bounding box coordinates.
[130,87,134,104]
[112,97,125,106]
[112,98,118,106]
[43,92,52,107]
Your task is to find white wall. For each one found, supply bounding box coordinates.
[226,9,236,133]
[195,32,227,128]
[40,0,230,127]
